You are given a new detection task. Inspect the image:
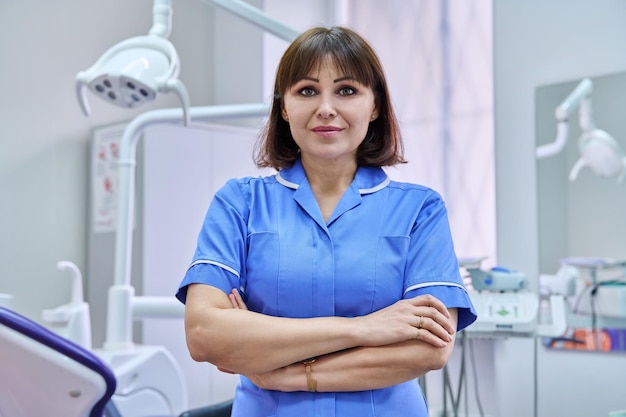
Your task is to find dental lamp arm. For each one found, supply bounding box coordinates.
[149,0,173,38]
[554,78,593,122]
[104,103,269,350]
[164,78,191,126]
[536,78,593,159]
[149,0,300,44]
[76,82,91,117]
[568,157,586,181]
[205,0,299,42]
[536,121,569,159]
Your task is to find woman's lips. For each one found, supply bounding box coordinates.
[312,126,342,137]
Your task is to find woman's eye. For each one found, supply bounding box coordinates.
[338,86,356,96]
[299,87,316,97]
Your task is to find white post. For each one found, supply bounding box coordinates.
[105,103,269,349]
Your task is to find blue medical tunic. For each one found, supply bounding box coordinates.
[177,159,477,417]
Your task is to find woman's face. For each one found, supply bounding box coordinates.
[281,58,378,166]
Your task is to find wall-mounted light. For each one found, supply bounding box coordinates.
[570,128,626,182]
[536,78,626,183]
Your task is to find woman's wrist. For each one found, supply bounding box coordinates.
[301,357,318,392]
[349,315,369,346]
[266,362,310,392]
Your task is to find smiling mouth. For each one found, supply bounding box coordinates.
[312,126,342,133]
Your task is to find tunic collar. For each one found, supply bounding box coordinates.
[275,158,390,195]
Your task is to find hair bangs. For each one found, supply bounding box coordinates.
[277,28,379,94]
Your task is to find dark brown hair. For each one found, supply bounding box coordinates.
[254,26,405,170]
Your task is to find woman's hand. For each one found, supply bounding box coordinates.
[228,289,454,348]
[357,294,455,348]
[228,288,248,310]
[223,288,455,391]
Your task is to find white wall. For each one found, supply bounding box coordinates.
[494,1,626,416]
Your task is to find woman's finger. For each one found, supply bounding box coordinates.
[421,306,455,335]
[229,288,249,310]
[407,294,450,317]
[414,314,454,344]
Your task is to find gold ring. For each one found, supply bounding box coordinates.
[418,316,423,329]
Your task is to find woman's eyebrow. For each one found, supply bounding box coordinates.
[333,76,355,83]
[298,76,356,83]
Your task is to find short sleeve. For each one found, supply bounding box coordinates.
[402,191,477,332]
[405,286,476,332]
[175,179,250,304]
[176,262,240,303]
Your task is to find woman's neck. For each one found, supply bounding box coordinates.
[300,156,357,222]
[301,156,357,195]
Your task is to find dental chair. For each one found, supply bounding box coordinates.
[0,306,232,417]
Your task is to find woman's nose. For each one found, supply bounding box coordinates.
[316,95,336,119]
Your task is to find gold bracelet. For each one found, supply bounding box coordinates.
[302,357,318,392]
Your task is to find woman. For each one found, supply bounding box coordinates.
[177,26,476,417]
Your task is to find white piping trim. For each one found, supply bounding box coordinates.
[189,260,240,278]
[359,177,390,194]
[404,281,467,295]
[276,171,390,194]
[275,172,299,189]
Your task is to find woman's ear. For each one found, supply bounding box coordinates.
[282,108,289,122]
[370,98,380,121]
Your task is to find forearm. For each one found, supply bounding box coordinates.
[185,285,363,374]
[312,339,454,391]
[191,309,363,373]
[258,309,458,392]
[259,338,455,392]
[186,284,456,377]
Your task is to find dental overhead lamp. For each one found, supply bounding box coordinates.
[536,78,626,183]
[76,0,191,126]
